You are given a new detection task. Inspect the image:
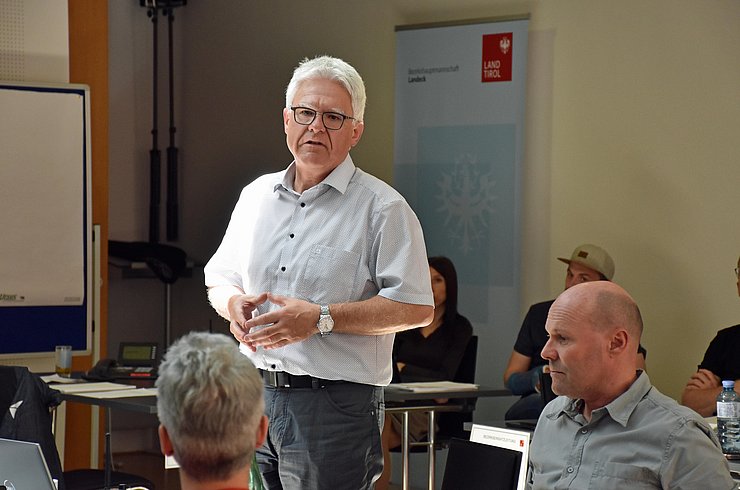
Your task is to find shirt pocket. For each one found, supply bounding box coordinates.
[589,462,659,489]
[298,245,361,304]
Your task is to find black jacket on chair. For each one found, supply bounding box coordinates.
[0,366,65,490]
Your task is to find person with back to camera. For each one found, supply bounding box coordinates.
[681,254,740,417]
[203,55,434,490]
[155,332,268,490]
[503,243,647,420]
[526,281,735,489]
[376,256,473,490]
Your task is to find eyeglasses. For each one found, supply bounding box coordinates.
[290,106,355,130]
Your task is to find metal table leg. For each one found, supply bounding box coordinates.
[402,410,410,490]
[427,410,436,490]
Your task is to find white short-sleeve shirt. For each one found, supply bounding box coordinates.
[204,155,433,385]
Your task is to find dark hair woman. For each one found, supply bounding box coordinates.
[376,256,473,490]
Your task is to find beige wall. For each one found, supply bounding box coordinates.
[528,1,740,399]
[108,0,740,405]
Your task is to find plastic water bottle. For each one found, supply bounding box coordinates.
[716,380,740,455]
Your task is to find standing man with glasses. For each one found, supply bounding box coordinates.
[204,55,434,490]
[681,254,740,416]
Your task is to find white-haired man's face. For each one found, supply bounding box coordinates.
[283,78,363,183]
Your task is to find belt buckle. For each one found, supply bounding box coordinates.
[266,370,279,387]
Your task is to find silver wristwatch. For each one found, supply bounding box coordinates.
[316,305,334,337]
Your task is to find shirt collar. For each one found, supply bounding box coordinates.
[274,155,356,195]
[547,370,650,427]
[600,370,650,426]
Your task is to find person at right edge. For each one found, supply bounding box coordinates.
[681,254,740,417]
[503,243,647,420]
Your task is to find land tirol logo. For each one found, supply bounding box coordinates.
[481,32,513,82]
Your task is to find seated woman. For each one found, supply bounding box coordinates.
[376,256,473,490]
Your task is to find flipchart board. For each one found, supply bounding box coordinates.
[0,82,92,355]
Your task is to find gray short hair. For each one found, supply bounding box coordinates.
[285,55,366,122]
[156,332,264,481]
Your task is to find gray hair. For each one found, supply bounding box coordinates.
[156,332,264,481]
[285,55,367,122]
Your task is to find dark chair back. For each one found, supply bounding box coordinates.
[441,437,521,490]
[63,468,155,490]
[437,335,478,440]
[0,366,155,490]
[539,371,556,405]
[455,335,478,384]
[0,366,65,490]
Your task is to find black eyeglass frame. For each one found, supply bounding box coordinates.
[289,106,355,130]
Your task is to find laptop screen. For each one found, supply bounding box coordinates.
[0,438,57,490]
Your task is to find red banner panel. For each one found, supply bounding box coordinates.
[482,33,513,82]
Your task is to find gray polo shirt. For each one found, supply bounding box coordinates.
[527,371,736,489]
[205,155,433,386]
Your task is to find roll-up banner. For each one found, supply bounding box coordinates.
[394,16,529,388]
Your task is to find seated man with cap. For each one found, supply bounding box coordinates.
[503,244,647,420]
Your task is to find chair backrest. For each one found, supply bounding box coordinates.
[437,335,478,439]
[539,371,556,405]
[441,437,521,490]
[454,335,478,384]
[0,366,65,490]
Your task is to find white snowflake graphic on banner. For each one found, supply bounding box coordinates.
[436,154,497,254]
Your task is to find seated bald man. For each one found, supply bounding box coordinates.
[527,282,734,489]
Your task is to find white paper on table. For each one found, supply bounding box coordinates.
[52,382,137,394]
[42,374,86,384]
[389,381,479,393]
[69,387,157,399]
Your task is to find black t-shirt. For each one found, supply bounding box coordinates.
[512,300,553,370]
[393,313,473,382]
[698,324,740,381]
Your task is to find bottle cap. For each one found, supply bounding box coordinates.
[722,380,735,389]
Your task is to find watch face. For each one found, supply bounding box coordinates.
[318,316,334,333]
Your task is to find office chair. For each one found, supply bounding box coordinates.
[440,438,521,490]
[0,366,154,490]
[539,370,556,406]
[63,468,154,490]
[437,335,479,441]
[0,366,66,489]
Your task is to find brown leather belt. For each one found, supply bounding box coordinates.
[259,369,346,389]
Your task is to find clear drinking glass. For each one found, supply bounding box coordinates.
[55,345,72,377]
